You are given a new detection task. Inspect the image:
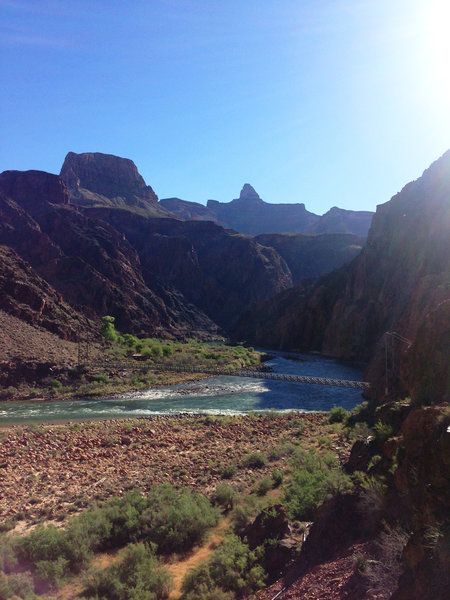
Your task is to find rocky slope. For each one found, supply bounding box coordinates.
[0,170,218,339]
[84,208,293,330]
[234,151,450,400]
[255,232,364,283]
[0,166,294,344]
[161,183,374,236]
[60,151,172,217]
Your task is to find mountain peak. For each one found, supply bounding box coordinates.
[239,184,261,202]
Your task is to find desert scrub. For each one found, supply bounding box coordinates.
[211,483,236,511]
[241,452,267,469]
[82,542,173,600]
[283,448,353,520]
[219,463,237,479]
[253,476,273,496]
[180,534,266,599]
[328,405,349,424]
[10,484,219,590]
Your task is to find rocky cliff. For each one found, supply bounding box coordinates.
[0,170,218,339]
[235,151,450,401]
[0,167,293,340]
[60,151,172,217]
[84,208,293,330]
[255,232,364,283]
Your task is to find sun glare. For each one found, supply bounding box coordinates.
[418,0,450,99]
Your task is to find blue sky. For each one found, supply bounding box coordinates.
[1,0,449,214]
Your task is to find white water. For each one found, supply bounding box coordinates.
[0,352,366,423]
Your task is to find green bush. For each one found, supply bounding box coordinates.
[328,405,349,424]
[230,495,269,534]
[241,452,267,469]
[0,571,35,600]
[253,477,272,496]
[181,535,265,599]
[374,421,394,445]
[100,315,119,343]
[49,379,63,390]
[83,542,173,600]
[35,556,68,588]
[140,484,219,554]
[219,464,237,479]
[0,535,18,573]
[271,469,284,487]
[283,449,353,520]
[210,483,236,511]
[93,374,110,385]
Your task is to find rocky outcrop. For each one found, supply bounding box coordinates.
[60,151,172,217]
[235,151,450,401]
[255,232,364,283]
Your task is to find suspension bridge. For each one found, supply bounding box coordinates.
[87,362,370,390]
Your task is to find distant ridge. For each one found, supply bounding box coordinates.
[162,184,374,236]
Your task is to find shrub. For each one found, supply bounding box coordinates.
[181,535,265,599]
[283,449,353,521]
[139,484,220,554]
[49,379,62,390]
[0,535,18,573]
[365,523,409,598]
[253,477,272,496]
[328,405,349,424]
[374,421,394,445]
[219,463,237,479]
[35,556,69,588]
[211,483,236,511]
[271,469,284,487]
[230,495,269,533]
[0,571,35,600]
[83,542,173,600]
[241,452,267,469]
[100,315,119,343]
[268,440,296,461]
[93,374,109,385]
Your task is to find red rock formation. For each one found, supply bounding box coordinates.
[85,208,293,330]
[0,170,218,338]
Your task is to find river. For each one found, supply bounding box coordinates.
[0,352,366,424]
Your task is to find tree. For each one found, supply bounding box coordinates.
[100,316,118,343]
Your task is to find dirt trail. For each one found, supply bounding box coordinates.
[167,518,230,599]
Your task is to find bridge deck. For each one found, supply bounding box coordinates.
[89,362,370,390]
